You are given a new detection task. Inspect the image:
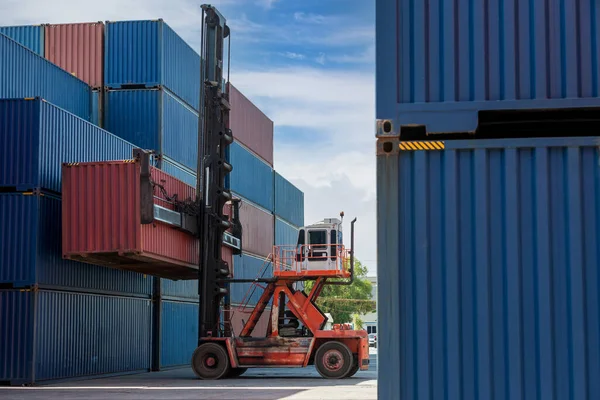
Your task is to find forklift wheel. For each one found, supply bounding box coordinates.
[314,341,353,379]
[191,343,231,380]
[227,367,248,378]
[345,359,360,378]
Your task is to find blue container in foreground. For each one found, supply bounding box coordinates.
[0,98,134,193]
[274,172,304,227]
[0,25,44,55]
[104,19,201,111]
[160,301,198,367]
[0,289,152,385]
[376,135,600,400]
[0,33,91,121]
[226,141,274,212]
[376,0,600,135]
[0,192,153,295]
[104,88,199,170]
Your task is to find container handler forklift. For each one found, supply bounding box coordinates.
[191,4,369,380]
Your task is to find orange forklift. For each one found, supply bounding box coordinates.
[191,5,369,380]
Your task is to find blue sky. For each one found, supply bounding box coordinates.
[0,0,378,275]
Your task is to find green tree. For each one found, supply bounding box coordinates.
[305,258,375,324]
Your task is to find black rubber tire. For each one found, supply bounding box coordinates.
[314,341,354,379]
[191,343,231,380]
[344,359,360,378]
[227,367,248,378]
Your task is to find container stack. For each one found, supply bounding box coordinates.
[0,18,304,381]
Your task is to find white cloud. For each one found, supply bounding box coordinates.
[282,51,306,60]
[293,12,327,24]
[315,53,326,65]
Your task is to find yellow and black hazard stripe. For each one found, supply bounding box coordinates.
[399,141,445,151]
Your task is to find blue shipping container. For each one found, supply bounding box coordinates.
[0,289,152,385]
[227,141,274,212]
[274,172,304,227]
[275,217,299,247]
[160,156,197,187]
[0,33,91,121]
[0,25,44,55]
[160,301,198,367]
[376,0,600,135]
[0,192,153,295]
[91,89,102,127]
[161,279,198,302]
[0,98,134,193]
[376,136,600,400]
[104,88,199,170]
[230,252,272,305]
[104,19,201,111]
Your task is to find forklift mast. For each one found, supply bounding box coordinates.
[196,4,240,339]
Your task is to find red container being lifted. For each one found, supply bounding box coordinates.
[62,159,231,280]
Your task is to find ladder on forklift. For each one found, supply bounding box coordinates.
[231,254,274,336]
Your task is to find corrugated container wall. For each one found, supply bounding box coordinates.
[0,289,151,385]
[275,217,299,247]
[376,136,600,400]
[160,156,196,187]
[104,20,201,111]
[236,197,275,258]
[91,89,102,127]
[44,22,104,88]
[376,0,600,134]
[62,162,198,279]
[161,245,233,301]
[227,82,274,166]
[229,253,272,305]
[227,141,274,212]
[159,301,198,367]
[274,172,304,227]
[104,88,199,170]
[0,98,133,193]
[0,34,91,121]
[0,25,44,55]
[0,192,152,295]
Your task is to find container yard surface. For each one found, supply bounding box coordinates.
[0,350,377,400]
[376,0,600,134]
[376,135,600,400]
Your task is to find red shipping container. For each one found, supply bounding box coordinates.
[229,306,271,337]
[62,160,210,280]
[228,82,274,166]
[45,22,104,88]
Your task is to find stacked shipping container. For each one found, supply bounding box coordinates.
[0,18,305,378]
[376,0,600,398]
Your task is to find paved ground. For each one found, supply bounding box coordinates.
[0,349,378,400]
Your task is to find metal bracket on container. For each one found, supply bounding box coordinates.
[134,148,154,224]
[376,137,400,156]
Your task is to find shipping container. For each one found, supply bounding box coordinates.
[62,161,199,280]
[376,0,600,135]
[227,141,274,212]
[274,172,304,227]
[275,217,299,247]
[0,192,152,295]
[376,135,600,400]
[161,245,233,301]
[159,156,196,187]
[0,289,152,385]
[235,195,274,258]
[0,98,132,193]
[229,253,272,305]
[227,82,274,166]
[91,89,103,127]
[104,19,201,111]
[0,25,44,55]
[104,88,199,170]
[0,34,91,121]
[159,300,198,367]
[45,22,104,88]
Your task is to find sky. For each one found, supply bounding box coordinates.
[0,0,378,276]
